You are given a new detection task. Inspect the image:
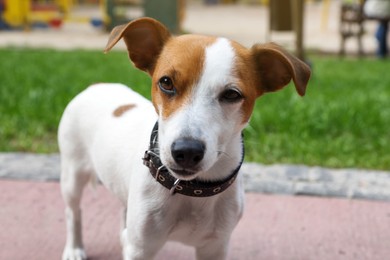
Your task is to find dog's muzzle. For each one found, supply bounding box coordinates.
[171,138,205,172]
[142,122,244,197]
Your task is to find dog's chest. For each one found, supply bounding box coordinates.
[168,205,220,244]
[165,195,242,245]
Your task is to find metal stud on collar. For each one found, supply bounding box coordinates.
[170,179,182,195]
[155,165,166,181]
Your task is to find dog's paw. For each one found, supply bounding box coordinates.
[62,247,86,260]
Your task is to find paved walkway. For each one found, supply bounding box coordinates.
[1,153,390,259]
[2,180,390,260]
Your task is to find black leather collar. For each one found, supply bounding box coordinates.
[142,122,244,197]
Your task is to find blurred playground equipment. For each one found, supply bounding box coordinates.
[0,0,185,32]
[1,0,62,28]
[0,0,145,30]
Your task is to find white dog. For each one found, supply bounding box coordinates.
[59,17,310,260]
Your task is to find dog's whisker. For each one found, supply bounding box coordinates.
[216,150,233,160]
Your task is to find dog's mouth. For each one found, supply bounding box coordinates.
[168,167,199,180]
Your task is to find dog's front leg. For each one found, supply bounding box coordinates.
[196,238,230,260]
[121,226,166,260]
[121,195,169,260]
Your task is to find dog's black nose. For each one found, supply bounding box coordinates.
[171,139,205,169]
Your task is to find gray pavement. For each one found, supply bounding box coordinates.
[1,153,390,201]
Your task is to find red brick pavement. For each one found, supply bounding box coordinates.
[1,180,390,260]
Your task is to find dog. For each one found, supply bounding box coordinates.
[59,17,310,260]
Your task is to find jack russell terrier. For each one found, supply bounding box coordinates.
[59,17,311,260]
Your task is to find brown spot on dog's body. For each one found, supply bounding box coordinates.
[152,35,217,119]
[113,104,136,117]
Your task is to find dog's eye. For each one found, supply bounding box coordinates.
[158,76,176,96]
[219,88,243,103]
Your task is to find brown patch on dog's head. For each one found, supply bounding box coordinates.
[250,43,311,97]
[151,35,217,119]
[229,41,311,124]
[113,104,136,117]
[104,17,171,75]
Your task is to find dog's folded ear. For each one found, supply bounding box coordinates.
[104,17,171,75]
[251,43,311,96]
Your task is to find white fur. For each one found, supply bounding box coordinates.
[160,38,244,181]
[59,15,310,259]
[58,10,311,256]
[59,39,246,260]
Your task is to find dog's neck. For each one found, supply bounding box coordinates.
[143,122,244,197]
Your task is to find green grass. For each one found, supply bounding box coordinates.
[0,48,389,170]
[0,48,151,152]
[245,57,390,170]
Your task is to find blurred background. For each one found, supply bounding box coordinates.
[0,0,381,55]
[0,0,389,170]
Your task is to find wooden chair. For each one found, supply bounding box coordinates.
[339,1,365,56]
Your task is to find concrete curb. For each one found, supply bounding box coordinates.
[1,152,390,201]
[0,153,60,182]
[241,163,390,201]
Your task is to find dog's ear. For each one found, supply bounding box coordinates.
[104,17,171,75]
[251,43,311,96]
